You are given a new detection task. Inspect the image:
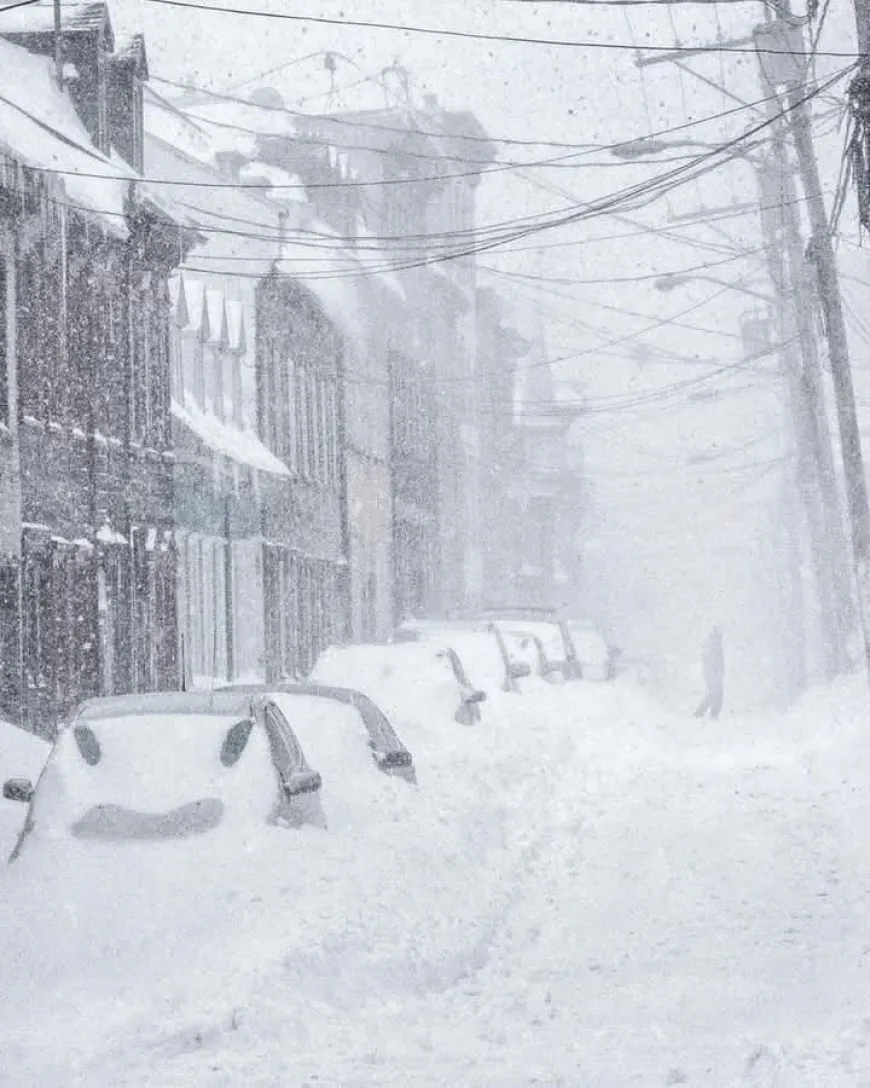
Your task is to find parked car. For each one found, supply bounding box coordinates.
[308,642,488,733]
[477,608,580,681]
[221,682,416,784]
[394,620,532,694]
[477,607,615,682]
[0,721,49,860]
[2,690,324,860]
[565,621,615,680]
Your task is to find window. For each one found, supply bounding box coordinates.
[298,367,311,478]
[172,322,184,403]
[312,375,324,481]
[211,347,225,420]
[285,356,298,474]
[193,539,205,680]
[229,352,242,427]
[131,284,156,445]
[194,335,206,410]
[326,382,338,484]
[261,337,276,450]
[306,370,317,480]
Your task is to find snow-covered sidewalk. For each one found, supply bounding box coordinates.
[3,678,870,1086]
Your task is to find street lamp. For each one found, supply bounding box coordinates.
[610,136,764,164]
[653,273,775,305]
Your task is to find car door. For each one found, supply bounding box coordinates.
[262,703,325,828]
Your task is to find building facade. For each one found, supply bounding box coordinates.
[275,90,496,620]
[1,10,193,734]
[145,96,352,686]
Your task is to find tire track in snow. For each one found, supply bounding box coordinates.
[46,693,587,1087]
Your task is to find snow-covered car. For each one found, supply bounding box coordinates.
[566,621,615,681]
[2,691,325,860]
[221,682,417,784]
[0,721,50,859]
[394,620,532,695]
[308,642,488,733]
[477,609,581,681]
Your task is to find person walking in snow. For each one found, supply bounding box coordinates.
[693,624,724,719]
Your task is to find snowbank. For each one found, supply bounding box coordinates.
[4,675,870,1085]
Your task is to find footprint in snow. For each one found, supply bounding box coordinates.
[744,1044,781,1085]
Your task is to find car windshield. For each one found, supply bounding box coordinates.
[282,688,406,756]
[31,713,276,840]
[310,644,464,733]
[496,621,566,661]
[405,630,505,692]
[311,643,455,691]
[273,695,390,791]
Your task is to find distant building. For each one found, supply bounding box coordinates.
[145,94,352,684]
[256,87,496,620]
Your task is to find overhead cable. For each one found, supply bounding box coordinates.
[143,0,862,58]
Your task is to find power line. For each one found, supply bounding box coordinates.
[497,0,771,6]
[153,65,832,154]
[494,271,755,344]
[165,72,851,262]
[6,59,847,297]
[20,70,835,217]
[213,51,335,95]
[143,0,861,57]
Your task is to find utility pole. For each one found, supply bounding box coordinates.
[753,49,851,678]
[780,171,853,673]
[756,4,870,682]
[847,0,870,232]
[53,0,63,89]
[635,13,869,682]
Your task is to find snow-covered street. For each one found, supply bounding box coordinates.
[3,678,870,1086]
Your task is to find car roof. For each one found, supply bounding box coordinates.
[70,690,270,723]
[398,618,494,630]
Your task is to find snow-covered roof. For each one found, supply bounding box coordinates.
[0,36,129,235]
[0,1,112,40]
[168,274,189,328]
[180,279,209,337]
[226,300,247,355]
[180,89,298,146]
[239,160,308,204]
[204,289,228,348]
[273,244,364,345]
[144,87,224,169]
[172,399,290,477]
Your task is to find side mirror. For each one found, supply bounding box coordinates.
[464,689,487,705]
[454,701,480,726]
[3,778,34,804]
[373,749,413,770]
[284,769,322,797]
[509,662,532,680]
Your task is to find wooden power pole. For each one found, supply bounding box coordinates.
[755,5,870,683]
